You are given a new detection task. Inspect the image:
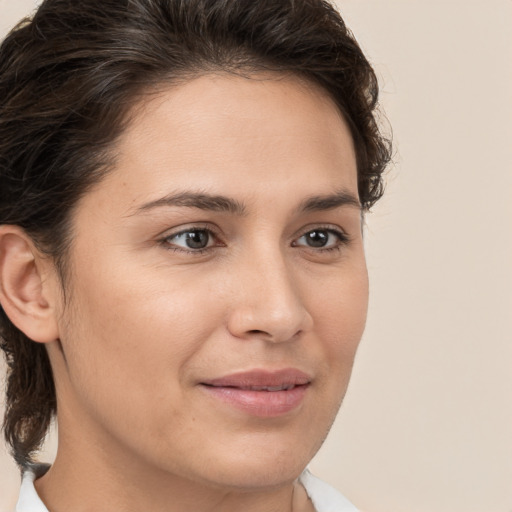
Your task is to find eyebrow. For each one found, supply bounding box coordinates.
[298,190,361,212]
[135,191,247,216]
[133,189,360,216]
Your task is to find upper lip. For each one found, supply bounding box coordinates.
[201,368,312,390]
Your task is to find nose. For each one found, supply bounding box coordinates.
[226,250,313,343]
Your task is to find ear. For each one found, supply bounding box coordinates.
[0,225,60,343]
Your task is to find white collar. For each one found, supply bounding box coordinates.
[299,469,359,511]
[16,464,50,512]
[16,465,358,512]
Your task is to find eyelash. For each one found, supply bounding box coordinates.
[159,225,350,255]
[293,227,350,253]
[160,225,220,255]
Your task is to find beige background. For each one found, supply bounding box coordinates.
[1,0,511,511]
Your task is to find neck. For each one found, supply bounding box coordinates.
[35,436,313,512]
[35,387,316,512]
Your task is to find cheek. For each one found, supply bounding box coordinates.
[312,263,369,375]
[54,270,227,461]
[58,265,222,407]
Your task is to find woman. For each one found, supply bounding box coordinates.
[0,0,391,511]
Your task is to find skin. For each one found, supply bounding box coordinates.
[1,73,368,512]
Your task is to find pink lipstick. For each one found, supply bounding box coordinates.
[200,369,311,417]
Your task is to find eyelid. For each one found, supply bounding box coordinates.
[292,225,351,250]
[159,223,223,253]
[157,223,350,255]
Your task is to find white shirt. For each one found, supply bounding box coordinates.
[15,464,359,512]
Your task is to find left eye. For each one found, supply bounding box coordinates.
[165,229,214,250]
[294,229,345,249]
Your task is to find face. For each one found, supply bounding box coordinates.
[48,73,368,490]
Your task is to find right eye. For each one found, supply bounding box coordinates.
[162,228,216,252]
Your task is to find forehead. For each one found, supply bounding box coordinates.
[132,71,348,133]
[84,72,358,215]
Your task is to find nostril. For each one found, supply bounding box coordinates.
[246,328,303,341]
[227,299,311,343]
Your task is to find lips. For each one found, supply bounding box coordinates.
[200,369,311,417]
[232,384,297,391]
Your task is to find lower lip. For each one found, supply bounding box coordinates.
[200,384,309,417]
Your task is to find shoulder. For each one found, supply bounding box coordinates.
[299,469,359,512]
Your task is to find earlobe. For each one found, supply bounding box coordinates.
[0,226,59,344]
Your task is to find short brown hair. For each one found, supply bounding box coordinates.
[0,0,391,467]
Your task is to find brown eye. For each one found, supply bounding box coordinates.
[294,228,348,250]
[165,229,213,250]
[303,230,329,247]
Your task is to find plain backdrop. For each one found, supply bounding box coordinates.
[1,1,511,511]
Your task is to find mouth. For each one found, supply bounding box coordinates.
[199,369,311,417]
[208,383,300,391]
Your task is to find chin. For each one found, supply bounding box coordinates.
[189,435,319,491]
[201,461,305,491]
